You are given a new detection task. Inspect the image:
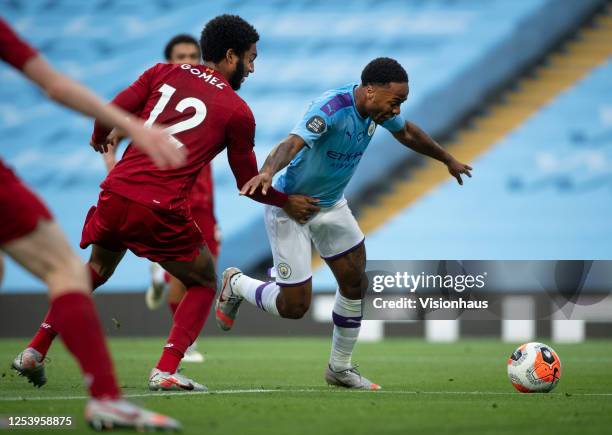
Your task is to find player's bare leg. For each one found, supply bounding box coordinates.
[167,276,185,313]
[148,246,216,391]
[4,221,179,430]
[15,241,124,364]
[167,277,205,362]
[19,243,126,367]
[217,242,377,390]
[3,220,90,298]
[276,281,313,318]
[88,244,127,288]
[6,220,88,387]
[323,241,380,390]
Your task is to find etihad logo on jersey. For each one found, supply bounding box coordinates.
[180,64,226,90]
[327,150,363,169]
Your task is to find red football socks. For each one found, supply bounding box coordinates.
[156,286,215,373]
[28,264,106,357]
[27,310,57,358]
[50,292,120,399]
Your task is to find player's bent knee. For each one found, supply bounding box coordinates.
[278,296,311,319]
[276,282,312,318]
[281,303,309,319]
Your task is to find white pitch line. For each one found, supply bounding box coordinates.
[1,388,612,402]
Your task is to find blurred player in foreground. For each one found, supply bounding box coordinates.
[104,34,218,363]
[18,14,318,393]
[217,57,473,390]
[1,17,182,431]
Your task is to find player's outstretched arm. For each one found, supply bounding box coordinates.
[22,56,185,169]
[392,121,473,185]
[240,134,306,196]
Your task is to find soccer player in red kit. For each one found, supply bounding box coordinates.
[104,34,218,363]
[19,14,319,391]
[1,17,182,431]
[149,35,219,364]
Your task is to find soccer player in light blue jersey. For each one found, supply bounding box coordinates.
[215,58,472,389]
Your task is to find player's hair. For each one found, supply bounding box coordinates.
[163,34,200,61]
[361,57,408,86]
[200,14,259,63]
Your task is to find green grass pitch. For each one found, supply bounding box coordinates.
[1,337,611,434]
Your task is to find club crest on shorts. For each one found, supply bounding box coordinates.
[368,121,376,136]
[277,263,292,279]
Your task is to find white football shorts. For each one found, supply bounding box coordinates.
[264,198,364,285]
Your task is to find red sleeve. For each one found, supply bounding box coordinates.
[226,103,289,208]
[0,18,38,71]
[91,63,161,143]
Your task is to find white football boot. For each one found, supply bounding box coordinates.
[12,347,47,388]
[85,398,181,432]
[215,267,244,331]
[325,365,381,390]
[148,368,207,392]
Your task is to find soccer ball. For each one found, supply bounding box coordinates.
[507,342,561,393]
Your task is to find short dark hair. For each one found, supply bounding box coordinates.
[361,57,408,86]
[163,34,200,61]
[200,14,259,63]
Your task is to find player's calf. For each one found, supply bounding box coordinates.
[276,282,312,319]
[88,244,126,289]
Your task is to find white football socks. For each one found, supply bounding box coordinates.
[232,273,280,316]
[329,290,362,371]
[151,263,167,285]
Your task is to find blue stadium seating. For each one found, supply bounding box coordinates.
[314,59,612,289]
[0,0,601,291]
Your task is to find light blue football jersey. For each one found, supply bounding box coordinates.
[275,83,404,207]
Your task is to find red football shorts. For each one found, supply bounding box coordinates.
[0,161,53,245]
[191,206,218,258]
[80,190,204,263]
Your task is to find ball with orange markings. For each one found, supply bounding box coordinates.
[507,342,562,393]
